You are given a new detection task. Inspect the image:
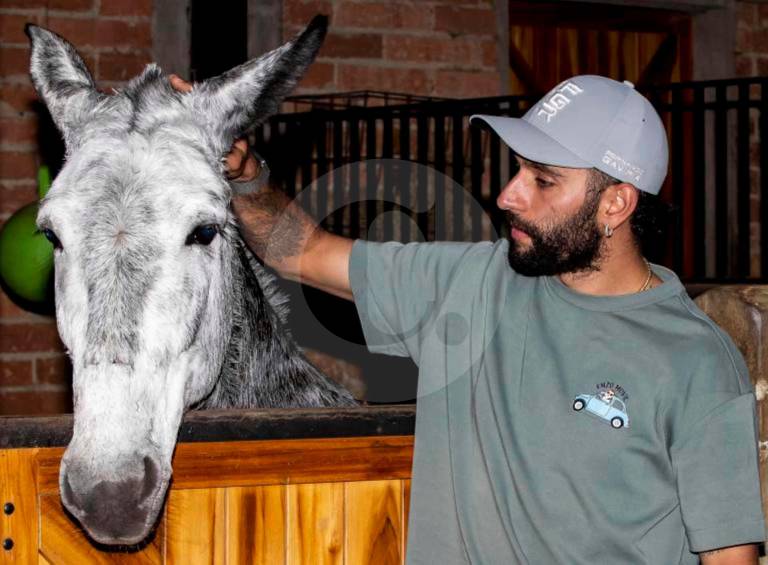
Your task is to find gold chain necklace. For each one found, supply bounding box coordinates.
[638,259,653,293]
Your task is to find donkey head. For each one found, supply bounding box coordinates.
[27,17,326,545]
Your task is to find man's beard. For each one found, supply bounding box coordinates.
[504,190,604,277]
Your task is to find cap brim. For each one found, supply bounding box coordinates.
[470,114,591,169]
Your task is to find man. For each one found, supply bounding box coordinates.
[172,74,765,563]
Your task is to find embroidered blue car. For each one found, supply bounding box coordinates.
[573,394,630,429]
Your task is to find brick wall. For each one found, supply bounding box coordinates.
[285,0,503,98]
[0,0,152,415]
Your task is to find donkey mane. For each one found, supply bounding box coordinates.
[202,234,355,408]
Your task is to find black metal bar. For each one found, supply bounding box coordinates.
[470,122,483,241]
[671,88,685,276]
[452,114,464,241]
[434,115,446,241]
[349,117,361,240]
[299,119,314,212]
[714,84,728,278]
[416,115,429,241]
[332,118,344,234]
[382,116,394,241]
[692,86,706,279]
[366,116,377,239]
[737,83,751,278]
[762,80,768,277]
[399,110,411,243]
[315,120,328,229]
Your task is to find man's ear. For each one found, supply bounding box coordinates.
[188,15,328,157]
[602,183,639,230]
[26,24,105,148]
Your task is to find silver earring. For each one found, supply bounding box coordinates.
[604,224,614,238]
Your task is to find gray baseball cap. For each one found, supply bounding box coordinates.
[470,75,669,195]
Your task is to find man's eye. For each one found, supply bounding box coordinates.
[186,224,219,246]
[536,178,554,188]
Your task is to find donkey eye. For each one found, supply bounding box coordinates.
[42,228,62,250]
[186,224,218,246]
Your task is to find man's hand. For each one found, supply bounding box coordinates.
[699,543,759,565]
[168,74,261,182]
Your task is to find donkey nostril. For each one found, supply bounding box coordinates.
[139,456,160,504]
[61,472,81,512]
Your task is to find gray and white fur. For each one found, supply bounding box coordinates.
[27,16,354,547]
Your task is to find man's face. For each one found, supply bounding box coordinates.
[498,156,604,277]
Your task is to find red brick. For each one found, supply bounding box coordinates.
[335,1,433,30]
[0,83,37,115]
[738,2,757,28]
[482,40,498,68]
[760,4,768,24]
[97,51,150,81]
[434,69,501,98]
[757,56,768,76]
[296,61,334,90]
[750,29,768,53]
[100,0,152,16]
[434,5,496,36]
[0,288,36,318]
[737,55,755,77]
[322,32,382,59]
[46,17,151,49]
[337,64,430,94]
[0,13,40,44]
[0,322,62,353]
[48,0,93,10]
[0,359,32,385]
[383,35,478,65]
[0,116,37,145]
[0,389,71,415]
[0,150,36,180]
[0,184,37,213]
[0,0,48,8]
[0,45,30,77]
[36,355,72,385]
[284,0,333,28]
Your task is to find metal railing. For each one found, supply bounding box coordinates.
[255,78,768,283]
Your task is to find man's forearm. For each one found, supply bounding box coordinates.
[232,185,354,300]
[699,543,759,565]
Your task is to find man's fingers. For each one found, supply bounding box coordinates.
[169,74,194,93]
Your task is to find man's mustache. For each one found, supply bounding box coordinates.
[504,212,541,241]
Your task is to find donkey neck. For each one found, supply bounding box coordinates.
[199,237,354,409]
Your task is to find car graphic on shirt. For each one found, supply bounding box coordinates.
[572,393,630,429]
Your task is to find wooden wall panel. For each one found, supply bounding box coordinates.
[344,480,403,565]
[38,494,163,564]
[0,449,38,565]
[165,489,226,565]
[226,485,286,565]
[286,483,344,565]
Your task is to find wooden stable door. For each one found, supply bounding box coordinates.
[508,1,693,94]
[1,436,414,564]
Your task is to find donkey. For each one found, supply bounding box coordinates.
[26,16,355,546]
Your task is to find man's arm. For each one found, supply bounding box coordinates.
[699,544,759,564]
[169,75,355,300]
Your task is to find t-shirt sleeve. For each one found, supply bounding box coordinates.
[667,329,766,553]
[348,239,483,359]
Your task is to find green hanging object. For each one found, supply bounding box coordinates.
[0,165,55,306]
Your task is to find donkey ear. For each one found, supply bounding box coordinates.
[191,15,328,149]
[25,24,103,145]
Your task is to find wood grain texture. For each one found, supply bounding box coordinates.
[345,481,402,565]
[0,449,39,565]
[36,437,414,493]
[287,483,344,565]
[402,480,411,564]
[38,494,163,564]
[164,488,226,565]
[226,485,286,565]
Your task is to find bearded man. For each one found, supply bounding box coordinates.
[173,74,765,564]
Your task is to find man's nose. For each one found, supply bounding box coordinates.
[496,172,528,212]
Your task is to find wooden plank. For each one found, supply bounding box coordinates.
[286,483,343,565]
[345,480,402,565]
[226,486,285,565]
[37,437,414,493]
[165,488,226,565]
[402,480,411,564]
[38,494,162,564]
[0,449,39,565]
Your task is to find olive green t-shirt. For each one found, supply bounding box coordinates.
[349,239,765,565]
